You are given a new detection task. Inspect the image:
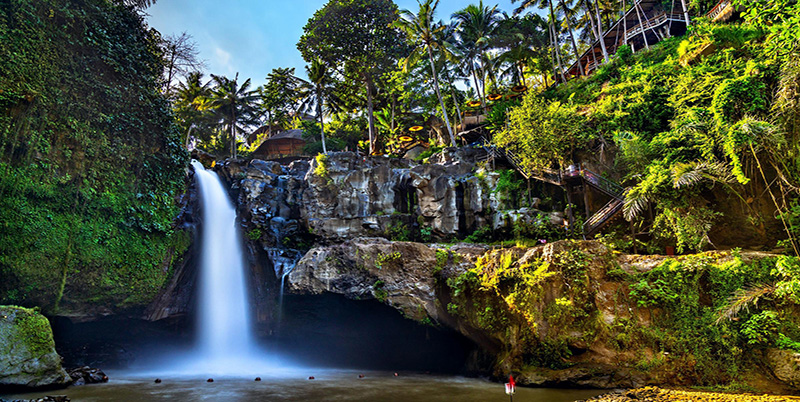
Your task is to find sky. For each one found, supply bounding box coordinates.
[147,0,521,88]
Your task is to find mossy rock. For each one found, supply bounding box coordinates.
[0,306,71,390]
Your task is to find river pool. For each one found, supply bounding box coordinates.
[2,369,606,401]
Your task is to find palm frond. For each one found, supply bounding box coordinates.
[622,188,648,221]
[715,283,776,325]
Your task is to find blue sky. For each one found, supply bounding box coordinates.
[147,0,521,88]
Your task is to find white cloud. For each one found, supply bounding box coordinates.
[214,47,234,75]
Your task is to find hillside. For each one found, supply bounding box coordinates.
[0,0,189,315]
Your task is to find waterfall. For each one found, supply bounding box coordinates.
[192,160,254,361]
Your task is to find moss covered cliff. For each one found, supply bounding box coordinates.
[290,239,800,391]
[0,0,189,315]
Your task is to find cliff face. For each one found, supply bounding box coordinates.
[161,151,798,391]
[222,150,563,244]
[287,239,798,391]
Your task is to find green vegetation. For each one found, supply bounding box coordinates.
[375,251,401,270]
[372,280,388,302]
[443,242,800,384]
[0,0,188,312]
[492,13,800,253]
[10,306,56,357]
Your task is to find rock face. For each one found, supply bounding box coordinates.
[766,348,800,388]
[0,306,71,390]
[223,151,564,244]
[287,240,798,390]
[289,238,485,323]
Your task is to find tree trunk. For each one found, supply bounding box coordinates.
[558,0,585,76]
[444,68,464,131]
[391,94,397,132]
[427,46,454,146]
[317,86,327,154]
[231,108,237,158]
[594,0,610,62]
[549,16,567,83]
[680,0,691,26]
[584,0,599,41]
[634,1,650,50]
[471,65,483,108]
[366,77,377,155]
[623,0,628,45]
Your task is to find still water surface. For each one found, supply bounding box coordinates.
[3,369,605,401]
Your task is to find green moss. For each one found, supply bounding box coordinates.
[372,280,388,302]
[6,306,55,357]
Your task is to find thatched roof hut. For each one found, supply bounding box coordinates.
[251,129,306,160]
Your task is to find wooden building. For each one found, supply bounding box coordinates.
[250,129,306,160]
[566,0,690,79]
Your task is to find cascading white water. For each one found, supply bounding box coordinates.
[131,162,297,378]
[192,160,254,360]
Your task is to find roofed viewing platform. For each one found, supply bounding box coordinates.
[566,0,690,79]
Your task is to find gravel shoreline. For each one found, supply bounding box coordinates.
[577,386,800,401]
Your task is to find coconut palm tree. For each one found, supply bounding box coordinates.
[395,0,456,147]
[173,72,213,148]
[207,73,260,158]
[513,0,569,82]
[452,1,504,107]
[296,58,344,154]
[554,0,586,76]
[493,14,549,87]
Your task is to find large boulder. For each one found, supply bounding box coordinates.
[0,306,71,390]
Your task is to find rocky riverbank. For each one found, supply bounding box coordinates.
[579,387,800,401]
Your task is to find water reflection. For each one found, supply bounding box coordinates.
[2,370,605,402]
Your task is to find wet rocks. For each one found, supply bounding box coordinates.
[0,306,71,390]
[0,396,70,402]
[578,386,797,401]
[288,237,466,322]
[66,367,107,386]
[765,348,800,389]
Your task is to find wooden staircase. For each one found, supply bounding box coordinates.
[579,169,625,237]
[477,142,626,237]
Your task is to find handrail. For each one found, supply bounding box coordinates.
[580,169,625,198]
[626,12,686,37]
[705,0,732,20]
[583,198,624,235]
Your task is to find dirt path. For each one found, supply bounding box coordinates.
[579,386,800,401]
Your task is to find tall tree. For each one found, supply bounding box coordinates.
[298,0,408,155]
[297,58,343,153]
[453,2,504,108]
[513,0,569,82]
[207,73,259,158]
[396,0,455,146]
[555,0,585,76]
[173,72,213,148]
[160,32,205,96]
[493,14,549,87]
[260,67,300,138]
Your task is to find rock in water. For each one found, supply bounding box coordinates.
[0,306,71,390]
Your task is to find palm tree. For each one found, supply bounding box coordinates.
[396,0,455,147]
[207,73,260,158]
[513,0,568,82]
[555,0,586,76]
[296,58,342,154]
[173,72,213,149]
[452,1,504,108]
[494,14,549,87]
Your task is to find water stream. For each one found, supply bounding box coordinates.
[147,161,287,376]
[192,160,253,361]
